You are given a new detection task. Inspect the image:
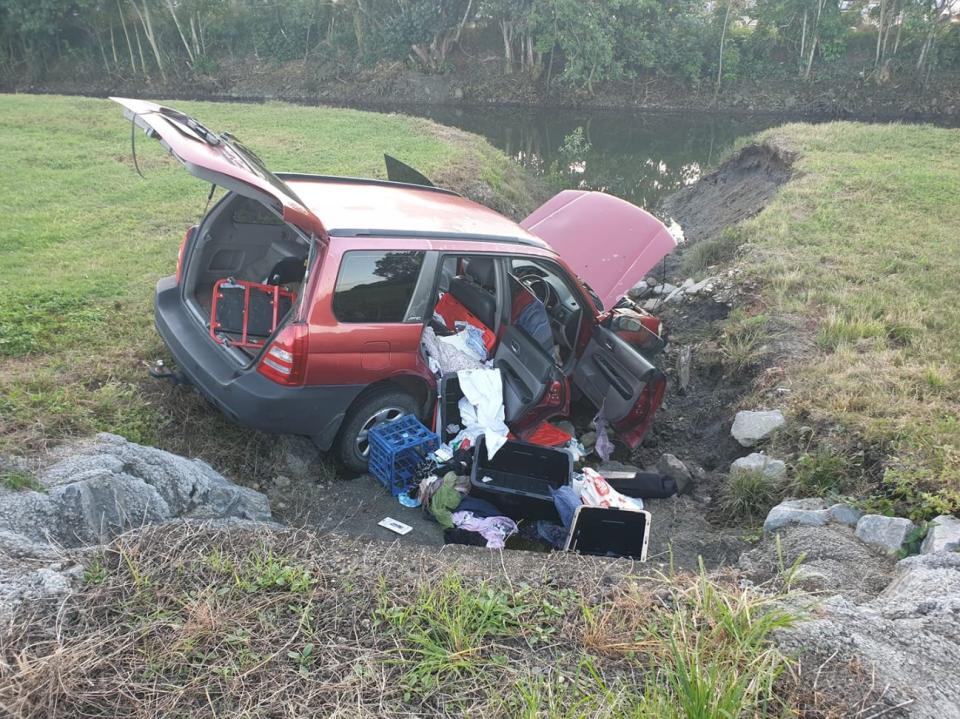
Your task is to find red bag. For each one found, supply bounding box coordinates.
[434,292,497,352]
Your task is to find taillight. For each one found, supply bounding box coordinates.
[175,226,195,285]
[612,373,667,446]
[257,323,308,386]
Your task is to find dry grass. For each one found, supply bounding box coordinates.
[0,524,803,718]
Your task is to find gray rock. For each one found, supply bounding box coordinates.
[652,282,677,295]
[681,278,696,290]
[643,298,660,312]
[664,286,686,303]
[730,452,786,480]
[685,277,716,296]
[273,475,292,490]
[730,410,785,446]
[776,551,960,718]
[740,524,895,603]
[828,503,864,527]
[627,280,649,300]
[855,514,916,554]
[920,514,960,554]
[763,498,830,533]
[0,433,271,548]
[657,453,692,493]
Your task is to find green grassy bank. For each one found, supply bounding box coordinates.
[721,122,960,520]
[0,94,541,473]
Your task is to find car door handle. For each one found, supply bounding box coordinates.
[509,340,520,354]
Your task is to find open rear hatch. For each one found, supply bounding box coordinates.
[520,190,676,309]
[110,97,327,240]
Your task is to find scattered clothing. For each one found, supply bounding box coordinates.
[428,472,468,529]
[535,520,569,549]
[443,527,488,547]
[455,496,504,519]
[593,406,614,461]
[573,468,644,512]
[451,511,518,549]
[454,368,509,458]
[454,321,489,361]
[439,328,485,362]
[422,326,484,375]
[551,485,582,529]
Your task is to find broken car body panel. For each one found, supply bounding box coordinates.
[520,190,677,309]
[110,97,327,239]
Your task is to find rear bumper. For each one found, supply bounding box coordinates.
[154,276,362,449]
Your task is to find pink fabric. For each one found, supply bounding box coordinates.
[450,512,518,549]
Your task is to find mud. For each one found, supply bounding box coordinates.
[660,139,795,247]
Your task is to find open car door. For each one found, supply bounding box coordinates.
[573,323,667,448]
[111,97,326,239]
[520,190,676,310]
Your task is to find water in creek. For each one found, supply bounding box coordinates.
[388,105,797,212]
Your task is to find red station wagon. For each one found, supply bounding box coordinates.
[114,99,677,471]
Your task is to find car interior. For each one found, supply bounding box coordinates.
[183,195,311,353]
[428,254,582,423]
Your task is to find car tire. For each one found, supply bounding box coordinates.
[337,388,420,473]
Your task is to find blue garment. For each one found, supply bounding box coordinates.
[516,299,553,351]
[551,485,581,530]
[536,521,569,549]
[454,321,489,361]
[455,496,504,519]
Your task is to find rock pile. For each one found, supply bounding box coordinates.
[0,433,272,621]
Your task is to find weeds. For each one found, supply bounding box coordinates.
[789,447,860,497]
[377,574,528,694]
[683,228,743,275]
[0,524,803,717]
[0,468,43,492]
[718,468,783,524]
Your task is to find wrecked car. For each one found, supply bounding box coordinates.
[113,98,677,471]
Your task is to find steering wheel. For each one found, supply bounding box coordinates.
[520,274,551,305]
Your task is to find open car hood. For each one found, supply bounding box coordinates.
[520,190,676,309]
[111,97,326,239]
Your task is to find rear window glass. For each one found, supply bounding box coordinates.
[232,197,283,225]
[333,251,425,323]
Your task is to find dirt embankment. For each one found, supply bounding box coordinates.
[8,59,960,121]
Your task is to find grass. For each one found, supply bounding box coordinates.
[0,94,542,481]
[0,524,802,718]
[722,123,960,520]
[0,467,43,492]
[719,468,783,524]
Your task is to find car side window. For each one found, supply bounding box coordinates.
[333,250,425,323]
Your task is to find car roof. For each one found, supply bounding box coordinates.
[279,174,549,249]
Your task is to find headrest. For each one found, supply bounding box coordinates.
[465,257,495,289]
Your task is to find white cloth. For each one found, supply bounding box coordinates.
[455,367,509,458]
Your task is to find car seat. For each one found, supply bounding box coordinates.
[449,257,497,330]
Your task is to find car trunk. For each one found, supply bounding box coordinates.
[182,193,313,360]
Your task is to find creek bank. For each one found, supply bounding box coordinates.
[8,58,960,121]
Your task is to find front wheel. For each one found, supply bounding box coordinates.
[337,388,420,473]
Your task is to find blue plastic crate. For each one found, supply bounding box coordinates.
[368,415,439,496]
